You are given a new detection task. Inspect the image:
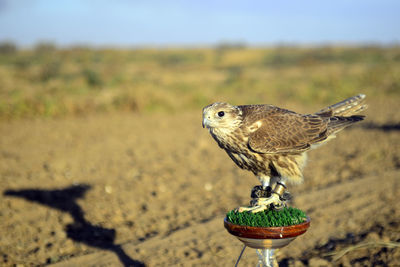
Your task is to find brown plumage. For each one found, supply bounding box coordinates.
[202,94,367,195]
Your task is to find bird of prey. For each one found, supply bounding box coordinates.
[202,94,367,212]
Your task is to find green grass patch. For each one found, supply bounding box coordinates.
[226,207,307,227]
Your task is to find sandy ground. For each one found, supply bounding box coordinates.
[1,97,399,266]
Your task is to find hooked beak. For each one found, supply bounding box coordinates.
[202,116,211,128]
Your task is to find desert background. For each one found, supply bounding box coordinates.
[1,45,399,267]
[1,1,400,266]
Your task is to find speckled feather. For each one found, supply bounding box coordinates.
[202,94,366,184]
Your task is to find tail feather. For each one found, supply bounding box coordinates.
[327,115,365,135]
[316,94,367,117]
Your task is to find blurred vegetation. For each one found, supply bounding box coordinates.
[0,42,399,119]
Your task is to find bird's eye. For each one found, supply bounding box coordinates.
[218,111,225,117]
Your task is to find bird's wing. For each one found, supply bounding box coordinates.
[247,109,329,153]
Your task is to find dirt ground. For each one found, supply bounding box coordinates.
[1,96,399,266]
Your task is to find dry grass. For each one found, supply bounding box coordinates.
[0,45,399,119]
[324,241,400,261]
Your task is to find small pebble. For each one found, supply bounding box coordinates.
[204,183,213,191]
[105,185,112,194]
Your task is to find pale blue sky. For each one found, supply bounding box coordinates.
[0,0,399,47]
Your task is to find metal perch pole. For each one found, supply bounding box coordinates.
[235,245,246,267]
[234,246,277,267]
[256,248,276,267]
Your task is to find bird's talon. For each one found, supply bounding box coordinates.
[237,194,286,213]
[271,202,286,210]
[280,191,292,201]
[251,185,272,198]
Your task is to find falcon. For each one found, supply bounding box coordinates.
[202,94,367,212]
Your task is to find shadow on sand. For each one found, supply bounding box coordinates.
[362,122,400,132]
[4,185,145,267]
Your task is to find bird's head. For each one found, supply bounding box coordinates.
[202,102,242,130]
